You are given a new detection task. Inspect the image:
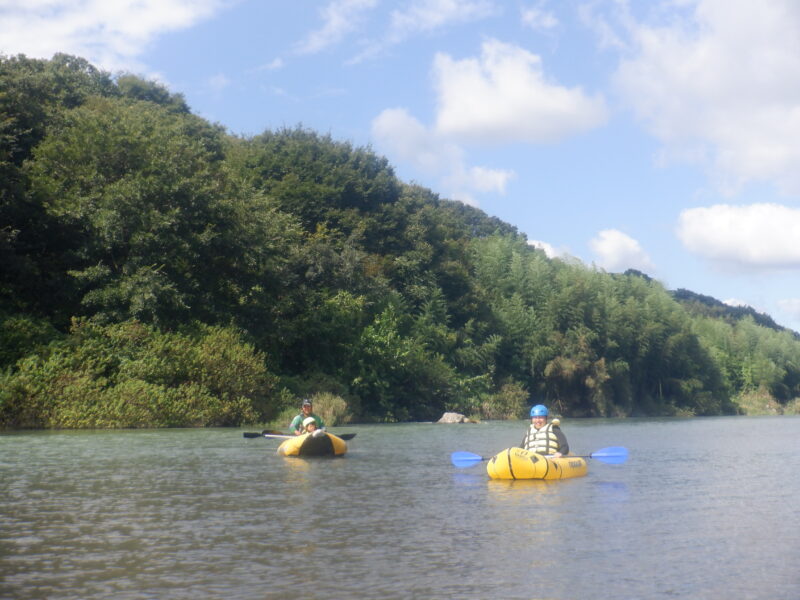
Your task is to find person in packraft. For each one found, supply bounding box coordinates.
[520,404,569,457]
[302,416,325,437]
[290,399,325,435]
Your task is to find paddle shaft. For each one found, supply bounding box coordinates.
[243,431,356,440]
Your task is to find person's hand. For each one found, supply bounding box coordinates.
[552,452,562,458]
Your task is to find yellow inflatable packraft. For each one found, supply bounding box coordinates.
[276,432,347,457]
[486,447,587,480]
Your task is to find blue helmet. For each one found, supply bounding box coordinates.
[530,404,548,417]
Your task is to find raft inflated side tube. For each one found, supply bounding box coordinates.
[276,432,347,457]
[486,448,587,480]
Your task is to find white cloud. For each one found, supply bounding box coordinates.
[677,203,800,268]
[207,73,231,92]
[371,108,456,173]
[615,0,800,194]
[433,39,608,143]
[254,58,284,71]
[521,3,558,31]
[388,0,496,40]
[589,229,655,273]
[578,2,625,50]
[295,0,377,55]
[0,0,226,73]
[528,239,565,259]
[349,0,496,63]
[371,37,609,204]
[723,298,751,308]
[442,164,514,205]
[371,107,512,205]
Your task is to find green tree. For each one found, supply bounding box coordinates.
[25,96,298,331]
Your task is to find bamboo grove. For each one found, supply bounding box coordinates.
[2,54,799,428]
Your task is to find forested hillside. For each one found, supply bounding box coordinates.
[2,54,799,428]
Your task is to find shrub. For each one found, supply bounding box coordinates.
[480,381,528,420]
[734,387,782,415]
[0,319,279,428]
[309,391,352,426]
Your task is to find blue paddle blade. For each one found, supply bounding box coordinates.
[589,446,629,465]
[451,451,486,468]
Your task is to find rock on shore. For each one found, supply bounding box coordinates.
[437,412,478,424]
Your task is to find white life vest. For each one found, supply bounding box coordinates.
[522,422,562,454]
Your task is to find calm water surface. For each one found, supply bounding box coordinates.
[2,417,798,599]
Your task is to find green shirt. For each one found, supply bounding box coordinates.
[290,413,325,433]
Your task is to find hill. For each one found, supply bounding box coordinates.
[672,288,798,338]
[2,53,799,428]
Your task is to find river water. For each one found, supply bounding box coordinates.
[1,417,798,600]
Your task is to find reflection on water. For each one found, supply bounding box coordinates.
[1,418,799,599]
[591,480,630,503]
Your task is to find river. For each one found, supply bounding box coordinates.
[1,416,798,599]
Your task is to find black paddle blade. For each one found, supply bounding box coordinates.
[242,432,263,438]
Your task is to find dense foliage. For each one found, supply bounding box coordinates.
[2,54,799,428]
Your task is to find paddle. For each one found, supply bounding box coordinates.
[450,451,489,468]
[577,446,628,464]
[242,431,356,440]
[450,446,628,468]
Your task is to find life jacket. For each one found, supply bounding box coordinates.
[522,421,562,455]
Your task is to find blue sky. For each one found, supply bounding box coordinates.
[4,0,800,331]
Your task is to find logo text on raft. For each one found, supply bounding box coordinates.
[568,460,582,468]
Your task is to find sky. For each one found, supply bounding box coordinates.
[4,0,800,332]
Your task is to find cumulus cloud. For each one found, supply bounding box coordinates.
[371,107,512,205]
[442,164,515,204]
[433,39,608,143]
[295,0,377,55]
[528,239,565,259]
[371,108,458,173]
[589,229,655,273]
[723,298,751,308]
[615,0,800,194]
[371,38,610,204]
[0,0,226,73]
[677,203,800,267]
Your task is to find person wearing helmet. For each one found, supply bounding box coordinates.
[520,404,569,457]
[302,416,325,437]
[290,399,325,435]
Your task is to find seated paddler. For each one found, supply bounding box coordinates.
[302,416,325,437]
[519,404,569,457]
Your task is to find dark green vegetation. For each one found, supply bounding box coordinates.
[2,54,799,428]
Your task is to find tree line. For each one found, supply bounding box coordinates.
[2,53,798,428]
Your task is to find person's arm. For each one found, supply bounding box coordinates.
[315,415,325,430]
[554,427,569,455]
[290,415,302,435]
